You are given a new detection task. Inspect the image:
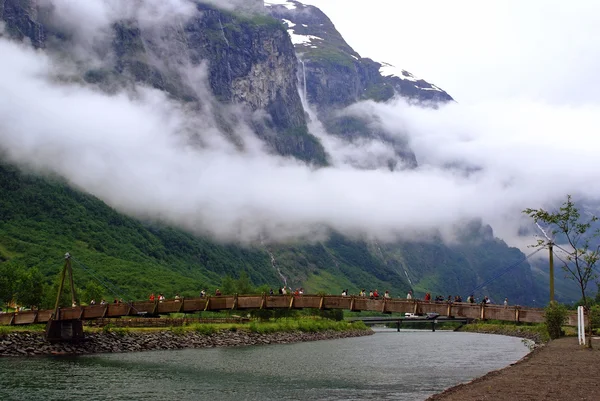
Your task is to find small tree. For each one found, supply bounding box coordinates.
[524,195,599,348]
[235,271,253,295]
[544,302,568,339]
[15,267,45,309]
[221,275,236,295]
[81,281,105,305]
[0,264,18,311]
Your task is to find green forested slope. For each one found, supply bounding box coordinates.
[0,161,547,307]
[0,162,278,302]
[0,163,413,305]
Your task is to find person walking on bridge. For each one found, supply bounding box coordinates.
[407,290,413,300]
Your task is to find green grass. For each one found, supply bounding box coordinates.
[0,318,370,341]
[247,318,367,334]
[0,326,9,337]
[0,324,46,335]
[460,322,550,342]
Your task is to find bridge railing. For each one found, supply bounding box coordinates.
[0,295,577,326]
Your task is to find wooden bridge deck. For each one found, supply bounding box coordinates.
[0,295,578,326]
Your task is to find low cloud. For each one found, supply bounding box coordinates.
[1,2,599,248]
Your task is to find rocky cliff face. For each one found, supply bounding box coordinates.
[0,0,46,47]
[266,0,454,169]
[0,0,327,164]
[267,0,453,108]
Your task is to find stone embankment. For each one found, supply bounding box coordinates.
[0,329,373,357]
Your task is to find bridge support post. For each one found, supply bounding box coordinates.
[45,319,84,343]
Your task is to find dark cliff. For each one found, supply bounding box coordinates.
[0,0,327,165]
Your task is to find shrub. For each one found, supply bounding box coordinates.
[350,321,368,331]
[544,302,568,339]
[170,326,185,336]
[0,326,9,337]
[248,322,277,334]
[112,327,129,337]
[192,324,217,336]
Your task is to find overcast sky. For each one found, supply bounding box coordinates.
[303,0,600,105]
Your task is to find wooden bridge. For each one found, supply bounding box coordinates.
[0,294,578,336]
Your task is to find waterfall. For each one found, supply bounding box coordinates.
[374,240,413,286]
[261,238,288,287]
[299,59,308,105]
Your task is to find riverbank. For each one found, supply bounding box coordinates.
[457,322,549,344]
[428,336,599,401]
[0,323,372,357]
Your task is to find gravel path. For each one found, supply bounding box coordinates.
[428,337,600,401]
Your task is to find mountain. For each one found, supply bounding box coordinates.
[0,0,548,306]
[267,0,452,169]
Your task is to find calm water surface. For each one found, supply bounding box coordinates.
[0,330,529,401]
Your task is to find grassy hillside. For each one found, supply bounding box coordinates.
[0,162,278,302]
[0,162,412,304]
[0,161,553,307]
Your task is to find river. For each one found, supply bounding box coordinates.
[0,330,530,401]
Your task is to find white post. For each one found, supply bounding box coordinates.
[578,306,581,345]
[577,306,580,344]
[581,306,585,345]
[577,306,586,345]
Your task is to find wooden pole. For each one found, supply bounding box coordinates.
[53,253,70,317]
[549,242,555,302]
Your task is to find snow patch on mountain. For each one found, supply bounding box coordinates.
[282,19,295,27]
[380,62,444,93]
[288,31,323,46]
[379,62,418,82]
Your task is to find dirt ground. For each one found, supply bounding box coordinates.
[427,337,600,401]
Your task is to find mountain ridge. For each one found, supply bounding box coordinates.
[0,0,550,306]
